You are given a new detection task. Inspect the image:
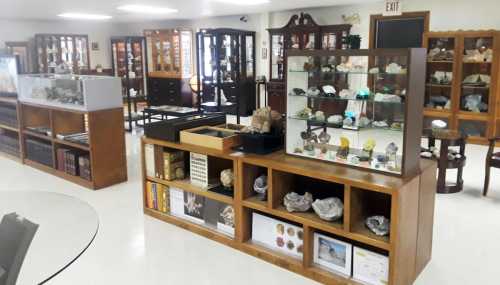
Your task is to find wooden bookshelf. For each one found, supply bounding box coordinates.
[0,98,22,161]
[141,137,437,285]
[18,103,127,190]
[424,30,500,144]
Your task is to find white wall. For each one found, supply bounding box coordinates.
[0,19,130,69]
[2,0,500,73]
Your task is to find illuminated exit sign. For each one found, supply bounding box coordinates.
[384,0,403,16]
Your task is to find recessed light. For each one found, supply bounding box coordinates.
[212,0,270,5]
[58,13,112,20]
[117,5,178,14]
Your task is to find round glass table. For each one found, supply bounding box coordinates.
[0,191,98,284]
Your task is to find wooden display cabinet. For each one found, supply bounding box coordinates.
[267,13,351,114]
[424,30,500,144]
[111,36,148,131]
[0,97,22,161]
[141,137,437,285]
[34,34,90,74]
[144,29,193,107]
[19,102,127,190]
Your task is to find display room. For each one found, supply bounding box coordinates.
[0,0,499,284]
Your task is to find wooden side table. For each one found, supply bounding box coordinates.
[422,129,467,194]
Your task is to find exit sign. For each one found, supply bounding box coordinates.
[384,0,403,16]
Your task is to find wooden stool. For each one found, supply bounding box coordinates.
[423,129,467,194]
[484,137,500,196]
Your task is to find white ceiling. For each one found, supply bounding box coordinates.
[1,0,379,22]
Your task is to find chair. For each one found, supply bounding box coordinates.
[484,137,500,196]
[0,213,38,285]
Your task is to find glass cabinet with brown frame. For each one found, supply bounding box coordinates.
[423,30,500,145]
[267,13,351,114]
[111,36,148,132]
[34,34,90,74]
[144,29,193,107]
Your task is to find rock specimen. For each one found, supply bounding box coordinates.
[366,216,390,236]
[315,111,326,122]
[253,175,268,201]
[296,107,312,119]
[327,115,344,127]
[290,88,306,96]
[322,85,336,97]
[358,116,371,128]
[220,169,234,189]
[360,139,376,161]
[283,192,313,212]
[307,87,321,97]
[241,107,282,134]
[337,137,350,159]
[431,119,447,130]
[318,131,331,144]
[312,198,344,221]
[339,89,357,100]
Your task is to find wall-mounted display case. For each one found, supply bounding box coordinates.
[0,55,19,97]
[18,74,122,112]
[267,13,351,114]
[5,41,33,74]
[285,48,425,177]
[111,36,148,131]
[34,34,90,74]
[144,29,193,107]
[423,30,500,144]
[196,28,256,119]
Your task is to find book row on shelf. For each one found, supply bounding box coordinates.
[145,182,235,238]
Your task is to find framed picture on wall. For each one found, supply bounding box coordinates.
[313,233,352,276]
[91,42,99,51]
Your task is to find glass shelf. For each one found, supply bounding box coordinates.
[288,93,405,105]
[288,116,404,132]
[288,70,407,76]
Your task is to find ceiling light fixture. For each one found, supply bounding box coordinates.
[58,13,112,20]
[212,0,270,5]
[117,5,178,14]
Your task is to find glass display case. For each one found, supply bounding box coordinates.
[460,36,493,114]
[5,41,32,74]
[285,49,426,176]
[423,30,500,144]
[145,29,193,79]
[111,36,148,131]
[267,13,351,114]
[18,74,122,112]
[196,28,256,119]
[425,37,456,111]
[0,55,19,97]
[35,34,90,74]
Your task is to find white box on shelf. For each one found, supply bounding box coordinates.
[190,152,209,187]
[252,212,303,259]
[353,246,389,285]
[313,233,352,277]
[18,74,122,111]
[169,187,185,218]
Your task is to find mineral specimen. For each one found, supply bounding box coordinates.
[312,198,344,221]
[296,107,312,119]
[253,175,268,201]
[322,85,336,97]
[307,87,321,97]
[283,192,313,212]
[318,131,331,144]
[366,216,390,236]
[315,111,326,122]
[220,169,234,189]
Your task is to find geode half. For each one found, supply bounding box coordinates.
[312,198,344,221]
[283,192,313,212]
[365,216,390,236]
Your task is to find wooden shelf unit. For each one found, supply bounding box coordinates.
[141,136,437,285]
[0,98,22,161]
[424,30,500,144]
[19,103,127,190]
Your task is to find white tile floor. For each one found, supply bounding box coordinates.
[1,133,500,285]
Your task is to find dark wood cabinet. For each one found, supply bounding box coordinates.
[147,77,191,107]
[267,13,351,114]
[196,28,256,118]
[34,34,90,74]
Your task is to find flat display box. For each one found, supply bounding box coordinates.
[180,126,241,151]
[18,74,122,112]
